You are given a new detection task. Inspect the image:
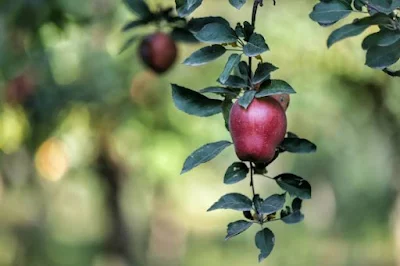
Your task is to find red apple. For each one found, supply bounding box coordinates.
[229,97,287,163]
[138,32,177,74]
[271,94,290,111]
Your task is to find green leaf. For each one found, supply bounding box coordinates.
[176,0,203,17]
[253,194,263,213]
[275,173,312,200]
[183,45,226,66]
[255,228,275,262]
[259,193,286,215]
[124,0,152,18]
[236,61,249,79]
[194,23,238,44]
[362,31,400,50]
[366,40,400,69]
[235,23,245,38]
[281,210,304,224]
[224,162,249,184]
[219,75,248,88]
[119,36,140,54]
[225,220,253,240]
[181,141,232,174]
[219,54,241,84]
[238,90,257,109]
[200,87,240,97]
[368,0,393,14]
[208,193,253,211]
[170,28,199,43]
[222,98,233,131]
[243,21,254,41]
[327,23,370,48]
[309,1,351,25]
[171,84,222,117]
[256,80,296,98]
[229,0,247,9]
[280,138,317,153]
[292,197,302,211]
[122,18,152,32]
[188,16,231,33]
[252,63,278,85]
[243,33,269,57]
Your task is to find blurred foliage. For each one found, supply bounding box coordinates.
[0,0,400,266]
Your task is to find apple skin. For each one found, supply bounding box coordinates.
[138,32,177,74]
[229,97,287,163]
[271,94,290,111]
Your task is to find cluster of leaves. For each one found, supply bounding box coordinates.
[309,0,400,76]
[120,0,198,53]
[170,0,317,262]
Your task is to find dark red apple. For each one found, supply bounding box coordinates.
[271,94,290,111]
[138,32,177,74]
[229,97,287,163]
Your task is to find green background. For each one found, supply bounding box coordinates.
[0,0,400,265]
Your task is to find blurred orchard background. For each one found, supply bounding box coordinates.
[0,0,400,265]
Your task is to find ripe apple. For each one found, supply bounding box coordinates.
[271,94,290,111]
[229,96,287,163]
[138,32,177,74]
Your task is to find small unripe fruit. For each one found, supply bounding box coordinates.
[229,97,287,163]
[138,32,177,74]
[271,94,290,111]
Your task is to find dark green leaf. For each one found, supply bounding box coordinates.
[256,80,296,98]
[176,0,203,17]
[366,39,400,69]
[327,23,369,48]
[208,193,253,211]
[172,84,222,117]
[194,23,238,44]
[229,0,247,9]
[222,99,233,131]
[170,28,199,43]
[236,61,249,79]
[124,0,152,18]
[309,1,352,25]
[200,87,240,97]
[292,197,302,211]
[252,63,278,84]
[280,138,317,153]
[243,33,269,57]
[243,21,254,41]
[275,173,312,200]
[122,18,151,32]
[119,36,139,54]
[259,193,286,215]
[225,220,253,240]
[255,228,275,262]
[362,30,400,50]
[181,141,232,174]
[224,162,249,184]
[238,90,257,109]
[235,23,245,38]
[188,16,231,32]
[219,75,248,88]
[219,54,241,84]
[281,210,304,224]
[183,45,226,66]
[253,194,263,213]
